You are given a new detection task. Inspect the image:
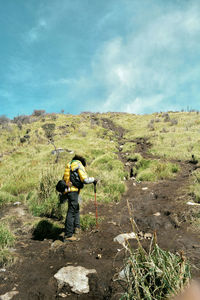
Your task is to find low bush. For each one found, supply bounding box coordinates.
[119,236,191,300]
[27,169,65,218]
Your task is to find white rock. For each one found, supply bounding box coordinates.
[153,212,161,216]
[13,202,21,206]
[118,265,130,281]
[142,187,148,190]
[0,269,6,272]
[187,201,200,206]
[54,266,96,294]
[114,232,136,248]
[0,290,19,300]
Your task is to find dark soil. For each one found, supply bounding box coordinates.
[1,118,200,299]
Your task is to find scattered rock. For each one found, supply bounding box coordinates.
[153,212,161,216]
[142,187,148,190]
[0,290,19,300]
[0,268,6,272]
[50,240,63,250]
[144,233,153,240]
[58,292,69,298]
[118,265,130,281]
[187,201,200,206]
[138,231,144,239]
[13,202,21,206]
[108,221,117,226]
[51,148,64,155]
[96,254,102,259]
[114,232,136,247]
[54,266,97,294]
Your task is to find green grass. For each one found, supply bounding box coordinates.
[112,111,200,160]
[0,224,15,267]
[127,153,179,182]
[189,170,200,203]
[80,214,102,231]
[119,237,191,300]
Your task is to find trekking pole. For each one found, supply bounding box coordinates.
[94,182,98,228]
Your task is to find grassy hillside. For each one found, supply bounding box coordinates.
[0,110,200,270]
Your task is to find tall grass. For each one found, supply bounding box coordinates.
[119,237,191,300]
[0,224,15,267]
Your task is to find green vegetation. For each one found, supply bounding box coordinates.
[119,237,191,300]
[127,153,179,182]
[80,214,99,231]
[0,113,125,212]
[0,224,15,267]
[112,111,200,160]
[189,170,200,203]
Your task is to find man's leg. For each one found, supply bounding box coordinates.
[65,192,79,237]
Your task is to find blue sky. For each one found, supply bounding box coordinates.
[0,0,200,118]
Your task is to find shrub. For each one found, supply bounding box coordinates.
[13,115,31,124]
[32,110,46,117]
[0,224,15,267]
[42,123,56,140]
[0,115,10,125]
[27,169,64,218]
[119,237,191,300]
[170,118,178,126]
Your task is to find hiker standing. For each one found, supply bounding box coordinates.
[63,155,97,241]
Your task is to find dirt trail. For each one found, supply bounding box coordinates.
[1,117,200,299]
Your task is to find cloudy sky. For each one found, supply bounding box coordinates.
[0,0,200,118]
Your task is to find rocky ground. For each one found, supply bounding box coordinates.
[1,119,200,300]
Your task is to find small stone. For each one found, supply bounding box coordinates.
[133,182,136,186]
[114,233,137,248]
[13,202,21,206]
[108,221,117,225]
[142,187,148,190]
[0,268,6,272]
[96,254,102,259]
[0,290,19,300]
[138,231,144,238]
[153,212,161,216]
[144,233,153,239]
[58,293,68,298]
[51,240,63,250]
[187,201,200,206]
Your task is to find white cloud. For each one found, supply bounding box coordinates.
[25,18,47,43]
[124,95,164,114]
[83,3,200,113]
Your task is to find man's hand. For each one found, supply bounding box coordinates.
[93,178,98,185]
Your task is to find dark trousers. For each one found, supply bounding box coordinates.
[65,192,80,237]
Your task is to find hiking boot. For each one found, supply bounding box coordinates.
[64,236,79,242]
[74,227,81,235]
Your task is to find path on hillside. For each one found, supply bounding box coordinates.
[1,117,200,299]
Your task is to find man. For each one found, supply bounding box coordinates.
[63,154,97,241]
